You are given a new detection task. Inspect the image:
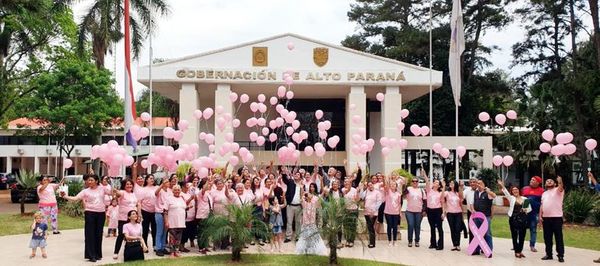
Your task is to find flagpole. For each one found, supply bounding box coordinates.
[148,23,153,174]
[428,0,433,181]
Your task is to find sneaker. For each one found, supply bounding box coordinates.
[541,255,553,260]
[408,242,412,247]
[284,239,291,243]
[415,242,420,247]
[112,254,118,260]
[155,250,164,257]
[393,241,397,247]
[89,258,96,262]
[594,258,600,263]
[388,242,393,247]
[53,231,61,235]
[531,246,538,252]
[558,257,564,263]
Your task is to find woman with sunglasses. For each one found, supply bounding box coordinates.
[405,176,425,247]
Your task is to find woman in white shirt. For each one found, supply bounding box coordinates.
[497,180,531,259]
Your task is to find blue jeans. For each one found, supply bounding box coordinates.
[154,213,167,251]
[405,211,422,243]
[528,214,538,247]
[474,216,493,252]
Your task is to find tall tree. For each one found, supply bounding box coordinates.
[76,0,170,68]
[135,88,179,126]
[16,53,122,175]
[0,0,76,123]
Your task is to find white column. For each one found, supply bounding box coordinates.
[6,157,12,173]
[34,156,40,174]
[179,83,199,145]
[214,84,233,166]
[346,86,367,169]
[381,86,403,175]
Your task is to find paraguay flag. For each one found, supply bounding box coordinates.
[124,0,137,150]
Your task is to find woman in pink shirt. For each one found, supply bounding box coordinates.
[112,179,140,260]
[122,210,147,261]
[444,180,465,251]
[137,174,157,252]
[195,178,212,254]
[100,176,112,207]
[341,179,359,247]
[209,178,230,250]
[405,176,425,247]
[61,174,112,262]
[37,175,62,234]
[180,182,197,252]
[425,173,445,250]
[164,185,193,258]
[383,176,403,246]
[360,180,383,248]
[295,191,326,255]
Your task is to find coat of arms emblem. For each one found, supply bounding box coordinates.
[313,47,328,67]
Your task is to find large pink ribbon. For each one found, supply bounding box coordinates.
[466,211,492,258]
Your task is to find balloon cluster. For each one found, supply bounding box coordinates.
[409,124,430,136]
[91,140,135,176]
[145,144,200,172]
[478,110,517,126]
[539,129,576,156]
[492,155,514,167]
[380,137,408,157]
[162,119,191,142]
[432,143,450,159]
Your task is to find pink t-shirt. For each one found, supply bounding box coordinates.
[74,186,110,212]
[406,187,424,213]
[138,186,156,213]
[445,192,462,213]
[133,183,145,201]
[426,185,443,209]
[123,222,142,238]
[363,189,382,216]
[210,188,229,216]
[117,191,138,221]
[155,188,172,213]
[107,205,119,228]
[342,187,358,210]
[195,190,211,219]
[384,190,402,215]
[166,195,187,228]
[301,196,319,225]
[183,193,195,222]
[37,184,58,206]
[541,187,564,218]
[100,184,112,206]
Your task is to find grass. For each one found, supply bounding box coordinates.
[0,212,84,236]
[491,215,600,251]
[112,254,402,266]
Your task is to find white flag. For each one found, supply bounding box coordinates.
[449,0,465,107]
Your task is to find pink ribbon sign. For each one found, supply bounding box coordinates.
[467,211,492,258]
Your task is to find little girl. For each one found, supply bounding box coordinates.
[106,199,119,237]
[267,196,285,252]
[29,212,48,258]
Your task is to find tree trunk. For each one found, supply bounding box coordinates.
[589,0,600,67]
[329,245,338,265]
[231,247,242,262]
[20,190,26,214]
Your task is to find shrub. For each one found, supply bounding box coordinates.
[591,208,600,226]
[176,162,191,181]
[63,200,85,217]
[563,188,599,223]
[393,168,415,183]
[477,168,499,192]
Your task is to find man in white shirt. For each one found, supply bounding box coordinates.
[463,178,478,242]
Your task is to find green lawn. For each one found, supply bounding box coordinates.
[491,215,600,251]
[0,213,84,236]
[113,254,401,266]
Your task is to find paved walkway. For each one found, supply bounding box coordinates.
[0,217,597,266]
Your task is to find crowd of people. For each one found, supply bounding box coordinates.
[30,160,576,263]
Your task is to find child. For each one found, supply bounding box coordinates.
[106,199,119,237]
[267,196,284,252]
[29,212,48,258]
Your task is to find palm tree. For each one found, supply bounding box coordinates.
[77,0,170,68]
[319,197,354,265]
[16,170,39,215]
[203,203,270,262]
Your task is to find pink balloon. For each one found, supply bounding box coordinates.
[286,90,294,99]
[565,143,577,155]
[229,92,238,102]
[323,120,331,130]
[420,126,430,136]
[287,42,295,50]
[232,119,241,128]
[585,139,597,151]
[275,117,284,127]
[240,94,249,103]
[63,158,73,169]
[178,120,189,131]
[249,132,259,141]
[376,93,385,102]
[492,155,503,166]
[351,115,361,125]
[502,155,514,166]
[398,139,408,149]
[229,156,239,166]
[269,97,278,105]
[440,148,450,159]
[381,147,391,156]
[250,102,259,113]
[327,137,338,149]
[173,130,183,142]
[256,136,266,146]
[506,110,517,120]
[551,145,564,156]
[140,112,151,122]
[277,86,286,98]
[299,130,308,140]
[541,129,554,142]
[432,143,443,154]
[292,133,302,144]
[242,153,254,164]
[204,134,215,144]
[140,159,149,169]
[257,94,266,103]
[225,132,234,142]
[215,105,224,115]
[203,108,214,120]
[556,133,569,144]
[198,132,206,140]
[315,147,326,157]
[495,114,506,126]
[193,109,203,120]
[564,132,574,144]
[318,130,328,139]
[409,124,420,136]
[400,109,410,119]
[478,112,490,122]
[349,104,356,110]
[275,104,284,113]
[208,144,215,152]
[163,127,175,139]
[257,117,266,126]
[315,110,324,120]
[539,142,551,153]
[216,117,227,131]
[140,127,150,138]
[284,76,293,85]
[379,137,389,147]
[397,122,405,131]
[286,126,294,136]
[291,120,300,129]
[261,127,270,136]
[269,133,277,142]
[304,146,314,156]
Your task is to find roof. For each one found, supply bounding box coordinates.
[7,117,174,130]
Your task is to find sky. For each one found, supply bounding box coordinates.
[72,0,530,99]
